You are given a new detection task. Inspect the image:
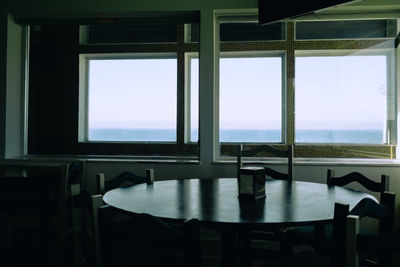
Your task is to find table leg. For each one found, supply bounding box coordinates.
[237,229,251,267]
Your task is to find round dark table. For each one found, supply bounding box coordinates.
[103,178,376,266]
[103,178,376,226]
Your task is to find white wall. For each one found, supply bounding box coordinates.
[0,7,7,158]
[5,14,25,158]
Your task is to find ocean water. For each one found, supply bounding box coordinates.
[89,128,383,144]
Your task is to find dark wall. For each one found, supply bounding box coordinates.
[28,25,79,154]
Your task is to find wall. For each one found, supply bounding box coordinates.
[0,5,7,159]
[5,14,25,158]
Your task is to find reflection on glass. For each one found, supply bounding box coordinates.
[190,58,199,142]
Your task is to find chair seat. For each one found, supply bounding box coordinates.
[285,223,333,252]
[257,251,330,267]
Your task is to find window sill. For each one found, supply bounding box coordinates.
[214,157,400,167]
[7,155,200,165]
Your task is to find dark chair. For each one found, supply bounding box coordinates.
[236,144,294,261]
[347,215,400,267]
[98,205,202,267]
[0,163,73,267]
[346,192,396,267]
[261,194,397,267]
[257,202,350,267]
[96,169,154,195]
[284,170,391,254]
[327,169,389,201]
[71,185,103,267]
[237,144,294,181]
[72,169,155,267]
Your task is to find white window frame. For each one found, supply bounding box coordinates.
[78,52,178,144]
[218,51,287,144]
[185,52,199,144]
[215,13,398,161]
[294,49,396,145]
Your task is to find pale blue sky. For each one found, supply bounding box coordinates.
[88,54,388,134]
[295,55,387,130]
[88,59,177,129]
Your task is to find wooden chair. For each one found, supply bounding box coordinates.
[257,202,350,267]
[0,163,72,267]
[237,144,294,181]
[327,169,389,201]
[284,170,391,254]
[71,186,103,267]
[72,169,155,267]
[96,169,154,195]
[236,144,294,261]
[346,215,400,267]
[346,192,396,267]
[98,205,202,267]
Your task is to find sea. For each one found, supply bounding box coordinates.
[89,128,383,143]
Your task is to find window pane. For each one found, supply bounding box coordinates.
[88,58,177,142]
[220,57,282,142]
[84,24,177,44]
[296,20,397,40]
[188,23,200,43]
[220,22,285,41]
[190,58,199,142]
[295,55,387,144]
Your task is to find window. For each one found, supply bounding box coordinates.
[219,55,282,143]
[28,14,200,157]
[295,54,388,144]
[78,21,200,155]
[26,15,397,160]
[220,22,285,41]
[296,20,397,40]
[86,56,177,142]
[218,17,396,159]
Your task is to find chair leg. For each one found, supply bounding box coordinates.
[314,224,326,253]
[280,231,294,256]
[0,214,6,251]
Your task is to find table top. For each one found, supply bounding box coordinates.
[103,178,377,227]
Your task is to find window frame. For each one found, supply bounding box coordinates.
[218,51,287,144]
[79,52,178,144]
[294,49,395,145]
[217,16,397,160]
[75,23,199,157]
[185,52,199,144]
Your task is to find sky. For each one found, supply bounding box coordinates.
[88,54,388,135]
[88,58,177,129]
[295,55,387,130]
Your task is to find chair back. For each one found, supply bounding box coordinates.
[0,163,70,267]
[237,144,293,181]
[71,186,103,267]
[327,169,389,201]
[346,213,400,267]
[96,169,154,195]
[98,205,202,267]
[331,202,350,267]
[346,191,396,267]
[349,192,395,233]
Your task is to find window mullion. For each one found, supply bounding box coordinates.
[176,24,185,149]
[286,22,295,145]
